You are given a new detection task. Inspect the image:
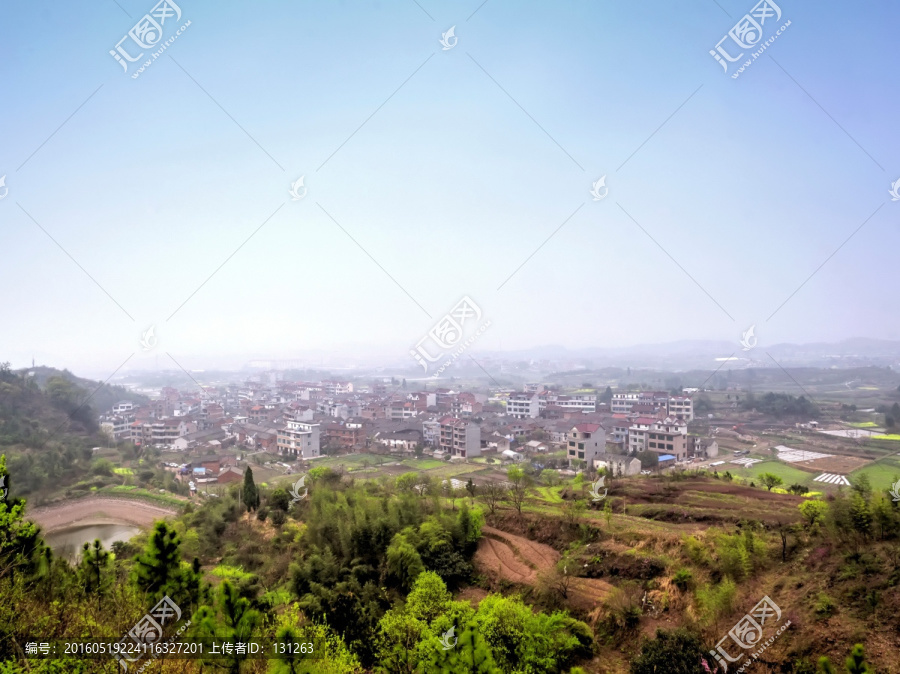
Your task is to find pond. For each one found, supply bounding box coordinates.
[44,522,142,562]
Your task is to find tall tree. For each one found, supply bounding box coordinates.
[78,539,110,612]
[243,466,260,515]
[505,466,532,517]
[193,580,260,674]
[131,521,183,603]
[479,481,504,517]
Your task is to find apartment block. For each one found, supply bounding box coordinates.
[438,416,481,459]
[507,393,539,419]
[667,396,694,422]
[646,419,688,460]
[567,422,606,466]
[277,420,321,459]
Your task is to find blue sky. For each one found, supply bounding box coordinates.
[0,0,898,375]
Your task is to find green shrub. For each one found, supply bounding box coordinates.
[696,578,736,625]
[814,592,836,618]
[672,568,692,592]
[682,536,710,566]
[271,509,287,526]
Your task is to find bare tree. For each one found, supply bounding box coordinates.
[506,466,533,517]
[479,480,505,516]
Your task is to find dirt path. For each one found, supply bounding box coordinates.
[29,497,178,532]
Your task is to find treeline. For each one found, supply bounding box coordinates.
[741,392,819,418]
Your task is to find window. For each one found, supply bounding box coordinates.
[569,441,575,447]
[578,452,584,459]
[578,443,584,450]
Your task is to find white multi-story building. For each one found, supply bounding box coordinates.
[539,392,597,413]
[322,380,353,396]
[667,396,694,422]
[422,420,441,446]
[100,416,133,440]
[611,393,641,414]
[277,420,321,459]
[627,417,656,453]
[507,393,540,419]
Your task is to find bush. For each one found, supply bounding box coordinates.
[91,458,114,476]
[630,628,708,674]
[271,509,287,526]
[672,568,692,592]
[604,583,643,631]
[815,592,836,618]
[256,506,269,522]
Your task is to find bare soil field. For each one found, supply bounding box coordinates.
[803,455,871,473]
[618,479,804,526]
[29,497,177,532]
[475,526,612,608]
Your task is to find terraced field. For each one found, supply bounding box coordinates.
[475,526,613,608]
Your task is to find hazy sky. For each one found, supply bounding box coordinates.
[1,0,898,377]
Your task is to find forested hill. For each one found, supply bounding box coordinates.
[19,365,149,416]
[0,362,114,497]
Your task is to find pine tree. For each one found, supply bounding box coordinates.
[78,538,110,612]
[131,521,182,603]
[193,580,260,673]
[243,466,260,515]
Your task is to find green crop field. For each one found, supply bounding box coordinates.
[739,461,816,486]
[401,458,445,470]
[850,456,900,491]
[535,486,564,503]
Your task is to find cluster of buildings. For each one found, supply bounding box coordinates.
[99,378,715,478]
